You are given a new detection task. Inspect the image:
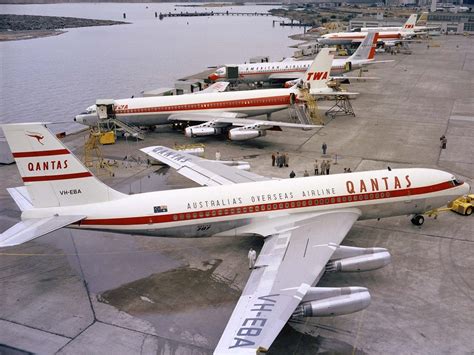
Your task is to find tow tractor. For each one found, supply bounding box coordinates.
[447,194,474,216]
[422,194,474,224]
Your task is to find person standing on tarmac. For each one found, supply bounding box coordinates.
[248,248,257,269]
[314,159,319,175]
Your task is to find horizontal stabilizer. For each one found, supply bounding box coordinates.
[363,60,395,66]
[0,215,86,247]
[314,91,359,97]
[331,76,379,81]
[7,187,33,211]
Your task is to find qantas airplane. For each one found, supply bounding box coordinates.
[0,122,469,353]
[74,49,350,141]
[208,32,385,82]
[318,15,418,46]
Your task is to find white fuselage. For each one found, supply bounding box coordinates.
[361,25,435,33]
[319,31,408,45]
[209,58,370,83]
[22,168,469,238]
[75,88,295,127]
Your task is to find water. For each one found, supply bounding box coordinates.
[0,3,301,133]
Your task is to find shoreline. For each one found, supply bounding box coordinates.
[0,29,66,41]
[0,14,128,41]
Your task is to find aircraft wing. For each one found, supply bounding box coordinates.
[169,113,318,130]
[363,60,395,65]
[214,208,361,354]
[268,72,301,80]
[0,215,86,247]
[140,146,270,186]
[197,82,230,94]
[169,112,247,123]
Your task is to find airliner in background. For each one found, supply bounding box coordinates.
[74,49,351,141]
[318,15,418,46]
[0,122,469,354]
[358,13,440,34]
[208,32,388,83]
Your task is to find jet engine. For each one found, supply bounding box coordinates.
[292,286,370,318]
[228,128,267,141]
[184,126,223,138]
[326,246,391,272]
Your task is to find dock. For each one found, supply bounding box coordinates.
[159,11,272,20]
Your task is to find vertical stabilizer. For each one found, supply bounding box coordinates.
[402,14,417,31]
[302,48,334,90]
[348,32,379,61]
[417,12,428,26]
[2,123,125,208]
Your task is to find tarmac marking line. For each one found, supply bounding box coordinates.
[352,309,366,355]
[359,224,474,243]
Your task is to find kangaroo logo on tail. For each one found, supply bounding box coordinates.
[26,132,45,145]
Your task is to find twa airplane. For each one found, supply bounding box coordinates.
[74,49,346,141]
[359,14,418,32]
[360,13,439,34]
[0,123,469,354]
[318,16,417,46]
[208,32,384,83]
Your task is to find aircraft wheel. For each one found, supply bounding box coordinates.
[465,207,473,216]
[411,215,425,226]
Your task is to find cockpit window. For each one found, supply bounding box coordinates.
[452,178,463,186]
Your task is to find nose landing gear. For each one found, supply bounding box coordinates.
[411,215,425,226]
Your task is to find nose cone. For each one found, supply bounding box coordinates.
[462,182,471,195]
[208,73,219,81]
[184,127,192,138]
[74,113,98,126]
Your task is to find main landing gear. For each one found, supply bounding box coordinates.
[411,214,425,226]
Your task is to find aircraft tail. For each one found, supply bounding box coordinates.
[417,12,428,26]
[402,14,417,31]
[2,123,125,209]
[348,32,379,61]
[302,48,334,90]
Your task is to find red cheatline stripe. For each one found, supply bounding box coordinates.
[22,172,92,182]
[79,180,456,227]
[115,95,291,115]
[13,149,70,158]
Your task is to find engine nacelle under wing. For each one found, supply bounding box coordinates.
[326,246,391,272]
[185,126,223,138]
[228,129,267,141]
[292,286,370,318]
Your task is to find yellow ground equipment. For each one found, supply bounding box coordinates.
[448,194,474,216]
[299,88,324,125]
[99,131,116,145]
[425,194,474,218]
[83,130,115,176]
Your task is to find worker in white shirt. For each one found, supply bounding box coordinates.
[248,248,257,269]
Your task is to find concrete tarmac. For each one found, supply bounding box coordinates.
[0,35,473,354]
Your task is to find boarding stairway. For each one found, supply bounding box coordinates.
[290,88,324,125]
[99,118,145,140]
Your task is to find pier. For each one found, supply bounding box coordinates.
[158,11,272,20]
